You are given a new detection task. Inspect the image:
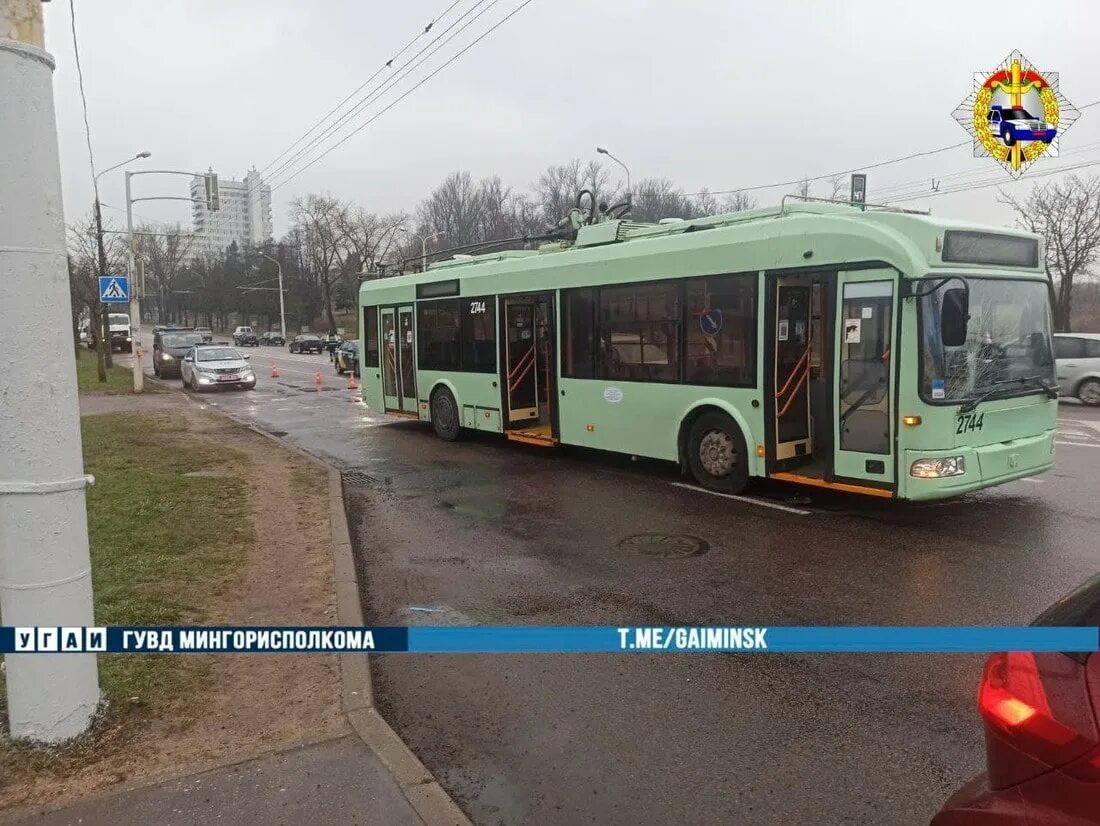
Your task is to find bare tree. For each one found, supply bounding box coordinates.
[721,190,758,213]
[534,159,616,225]
[1000,175,1100,331]
[417,171,485,249]
[630,177,692,223]
[795,177,812,199]
[135,224,193,325]
[689,188,721,217]
[827,174,846,201]
[290,193,348,331]
[67,210,128,380]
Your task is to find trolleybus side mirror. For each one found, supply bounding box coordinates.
[941,287,969,347]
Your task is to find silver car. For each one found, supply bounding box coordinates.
[180,345,256,392]
[1053,332,1100,405]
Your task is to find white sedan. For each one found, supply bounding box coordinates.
[180,345,256,392]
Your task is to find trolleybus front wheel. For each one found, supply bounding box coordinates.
[430,386,462,441]
[687,412,749,494]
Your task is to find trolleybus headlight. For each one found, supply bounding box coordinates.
[910,456,966,478]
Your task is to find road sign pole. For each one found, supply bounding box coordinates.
[126,171,143,392]
[0,0,100,742]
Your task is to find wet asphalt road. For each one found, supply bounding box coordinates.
[168,349,1100,825]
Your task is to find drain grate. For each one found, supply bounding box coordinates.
[343,469,388,487]
[617,533,709,559]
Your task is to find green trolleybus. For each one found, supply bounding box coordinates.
[358,200,1058,500]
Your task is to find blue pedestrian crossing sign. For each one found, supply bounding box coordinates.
[99,275,129,303]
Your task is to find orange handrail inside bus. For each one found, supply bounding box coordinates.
[776,367,810,418]
[776,347,809,399]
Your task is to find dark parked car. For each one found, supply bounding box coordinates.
[334,340,359,376]
[152,329,204,377]
[289,333,323,354]
[260,331,286,346]
[933,574,1100,825]
[232,326,259,346]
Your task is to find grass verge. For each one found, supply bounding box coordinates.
[75,348,158,395]
[0,411,253,774]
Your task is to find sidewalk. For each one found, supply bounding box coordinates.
[13,735,423,826]
[4,391,468,826]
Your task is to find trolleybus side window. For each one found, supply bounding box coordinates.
[363,306,379,368]
[417,300,461,370]
[684,273,757,387]
[461,296,496,373]
[598,281,680,382]
[563,288,596,378]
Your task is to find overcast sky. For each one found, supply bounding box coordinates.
[43,0,1097,236]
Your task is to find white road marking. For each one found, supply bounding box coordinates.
[1019,478,1045,484]
[1056,440,1100,449]
[669,481,812,515]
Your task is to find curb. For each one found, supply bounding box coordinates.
[327,467,472,826]
[179,387,471,826]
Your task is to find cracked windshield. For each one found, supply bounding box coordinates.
[920,278,1055,400]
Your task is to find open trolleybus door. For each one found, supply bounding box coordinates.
[381,306,418,415]
[772,279,813,463]
[500,293,558,445]
[833,272,897,492]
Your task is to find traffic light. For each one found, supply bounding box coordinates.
[850,174,867,211]
[205,173,220,211]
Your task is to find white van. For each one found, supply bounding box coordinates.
[108,312,132,353]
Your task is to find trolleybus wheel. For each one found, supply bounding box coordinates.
[687,411,749,494]
[430,386,462,442]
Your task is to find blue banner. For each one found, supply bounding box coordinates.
[1,626,1095,654]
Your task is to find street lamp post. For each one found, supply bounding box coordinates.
[596,145,632,213]
[124,169,215,392]
[414,230,446,272]
[256,249,286,341]
[92,152,150,374]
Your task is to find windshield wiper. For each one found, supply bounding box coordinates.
[958,375,1058,414]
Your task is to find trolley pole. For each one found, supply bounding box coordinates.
[0,0,101,742]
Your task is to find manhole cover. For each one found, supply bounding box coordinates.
[343,470,388,487]
[617,533,709,559]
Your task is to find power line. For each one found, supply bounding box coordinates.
[681,142,970,199]
[68,0,98,197]
[875,139,1100,200]
[887,156,1100,202]
[266,0,499,187]
[271,0,536,193]
[681,99,1100,200]
[259,0,464,178]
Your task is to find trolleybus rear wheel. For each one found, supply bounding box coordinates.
[687,412,749,494]
[430,386,462,441]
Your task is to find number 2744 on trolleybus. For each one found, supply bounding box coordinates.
[358,200,1057,501]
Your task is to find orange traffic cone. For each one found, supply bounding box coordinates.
[314,369,323,388]
[347,372,359,390]
[271,364,279,378]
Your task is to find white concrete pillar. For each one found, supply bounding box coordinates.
[0,0,101,742]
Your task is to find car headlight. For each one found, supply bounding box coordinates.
[910,456,966,478]
[160,352,173,361]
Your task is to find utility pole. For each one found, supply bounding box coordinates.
[125,172,143,392]
[92,199,111,376]
[257,248,286,340]
[122,169,215,392]
[91,152,150,380]
[0,0,100,742]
